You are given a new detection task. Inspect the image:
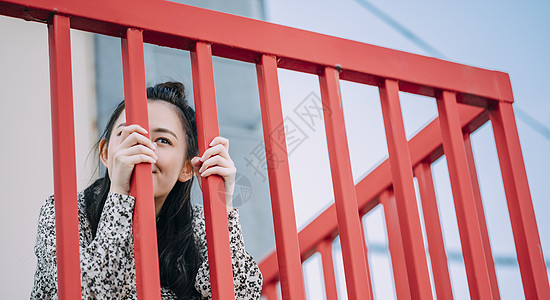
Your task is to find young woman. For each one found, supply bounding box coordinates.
[31,82,263,299]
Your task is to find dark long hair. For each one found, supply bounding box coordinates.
[83,82,202,299]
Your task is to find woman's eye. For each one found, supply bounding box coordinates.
[156,137,172,145]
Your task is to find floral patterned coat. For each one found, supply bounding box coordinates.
[31,192,263,299]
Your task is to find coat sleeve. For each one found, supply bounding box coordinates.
[192,205,263,299]
[31,192,139,299]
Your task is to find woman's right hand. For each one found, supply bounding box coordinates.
[108,124,158,195]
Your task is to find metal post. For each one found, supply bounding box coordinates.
[121,28,162,300]
[414,163,454,300]
[255,54,306,300]
[191,41,236,300]
[380,191,412,300]
[490,101,550,299]
[379,78,433,299]
[48,13,82,300]
[318,239,339,300]
[463,133,500,299]
[436,90,493,299]
[319,66,373,300]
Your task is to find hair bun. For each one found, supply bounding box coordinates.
[156,81,186,99]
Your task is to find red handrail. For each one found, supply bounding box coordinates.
[2,1,548,299]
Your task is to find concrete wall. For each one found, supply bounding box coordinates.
[0,16,97,298]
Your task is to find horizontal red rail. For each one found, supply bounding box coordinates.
[1,0,511,102]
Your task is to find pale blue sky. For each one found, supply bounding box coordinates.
[264,1,550,299]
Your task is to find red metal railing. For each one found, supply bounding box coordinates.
[1,0,548,299]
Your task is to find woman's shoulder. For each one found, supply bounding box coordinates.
[39,192,88,219]
[191,203,203,212]
[191,203,204,223]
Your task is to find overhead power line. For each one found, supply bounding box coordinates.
[353,0,446,59]
[352,0,550,141]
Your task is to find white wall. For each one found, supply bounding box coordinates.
[0,16,97,298]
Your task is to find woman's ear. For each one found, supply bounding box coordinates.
[99,139,109,169]
[178,161,194,182]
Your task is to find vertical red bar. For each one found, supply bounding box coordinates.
[121,28,161,300]
[413,163,454,300]
[436,90,493,299]
[379,191,412,300]
[463,133,501,299]
[319,66,373,300]
[378,79,433,299]
[317,239,338,300]
[190,41,235,300]
[47,14,82,300]
[489,101,550,299]
[255,54,306,300]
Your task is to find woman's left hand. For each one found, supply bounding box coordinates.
[191,136,236,214]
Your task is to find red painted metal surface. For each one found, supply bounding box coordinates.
[263,282,279,300]
[47,14,82,300]
[379,79,434,299]
[437,91,494,298]
[379,191,412,300]
[414,163,453,300]
[490,101,550,299]
[121,28,162,300]
[463,133,501,299]
[190,41,236,300]
[2,1,547,299]
[259,104,487,285]
[256,54,306,300]
[317,239,339,300]
[319,66,373,300]
[0,0,513,103]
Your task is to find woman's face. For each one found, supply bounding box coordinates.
[104,101,193,203]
